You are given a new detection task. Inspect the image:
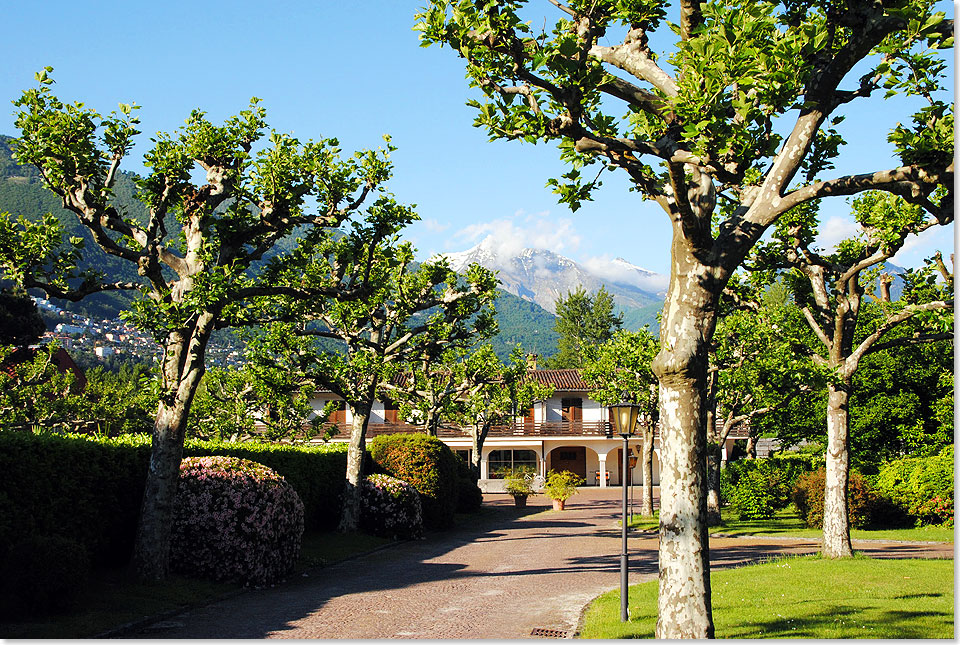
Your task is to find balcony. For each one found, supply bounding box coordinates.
[319,419,751,440]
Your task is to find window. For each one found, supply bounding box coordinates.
[382,398,399,424]
[455,449,472,465]
[488,449,538,477]
[561,397,582,422]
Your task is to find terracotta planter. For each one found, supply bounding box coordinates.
[513,494,528,508]
[552,498,565,511]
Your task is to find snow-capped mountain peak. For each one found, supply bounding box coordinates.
[434,238,667,314]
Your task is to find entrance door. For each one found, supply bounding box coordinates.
[550,446,587,479]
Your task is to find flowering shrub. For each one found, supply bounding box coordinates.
[360,473,423,539]
[171,456,305,586]
[792,467,877,529]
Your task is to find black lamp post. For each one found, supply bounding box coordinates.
[610,402,641,623]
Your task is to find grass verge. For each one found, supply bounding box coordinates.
[628,508,954,543]
[0,530,392,639]
[579,556,954,639]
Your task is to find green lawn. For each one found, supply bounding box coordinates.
[579,556,955,639]
[0,530,392,639]
[628,508,955,543]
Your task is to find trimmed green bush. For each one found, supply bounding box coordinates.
[170,456,304,586]
[792,467,878,529]
[369,434,459,530]
[360,473,424,539]
[0,534,91,619]
[875,446,954,527]
[730,468,777,519]
[722,454,816,518]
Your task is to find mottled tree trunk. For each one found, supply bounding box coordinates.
[339,402,372,532]
[133,320,213,581]
[639,423,655,516]
[822,380,853,558]
[469,424,490,480]
[653,268,716,639]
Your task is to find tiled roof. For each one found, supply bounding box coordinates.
[526,369,590,391]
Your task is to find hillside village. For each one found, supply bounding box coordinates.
[32,296,244,368]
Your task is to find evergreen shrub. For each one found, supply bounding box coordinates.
[792,467,878,529]
[359,473,423,539]
[170,456,304,586]
[721,454,816,518]
[369,434,459,529]
[0,533,91,619]
[730,468,777,519]
[875,446,954,526]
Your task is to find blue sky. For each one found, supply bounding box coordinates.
[0,1,952,276]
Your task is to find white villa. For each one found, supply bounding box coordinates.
[309,368,747,489]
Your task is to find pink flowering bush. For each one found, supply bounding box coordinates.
[171,456,305,586]
[360,473,423,540]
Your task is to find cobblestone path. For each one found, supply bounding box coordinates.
[129,488,952,639]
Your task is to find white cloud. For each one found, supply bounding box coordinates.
[420,218,451,233]
[448,211,582,259]
[890,223,955,269]
[582,255,670,292]
[814,215,861,252]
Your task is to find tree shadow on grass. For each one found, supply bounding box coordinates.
[723,603,952,639]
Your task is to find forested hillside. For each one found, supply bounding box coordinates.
[0,134,560,359]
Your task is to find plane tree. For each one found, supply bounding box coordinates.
[416,0,953,635]
[243,241,498,531]
[581,328,659,516]
[0,69,417,580]
[749,191,953,557]
[703,287,819,523]
[450,344,554,478]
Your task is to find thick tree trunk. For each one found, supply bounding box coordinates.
[339,402,372,532]
[822,380,853,558]
[652,269,716,639]
[133,321,212,581]
[639,423,655,517]
[133,400,191,581]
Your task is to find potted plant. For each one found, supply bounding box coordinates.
[544,470,584,511]
[502,468,536,507]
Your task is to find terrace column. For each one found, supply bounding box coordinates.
[480,455,489,479]
[598,457,607,488]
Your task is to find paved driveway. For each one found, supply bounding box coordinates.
[128,488,952,639]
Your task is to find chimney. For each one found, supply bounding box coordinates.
[526,353,539,370]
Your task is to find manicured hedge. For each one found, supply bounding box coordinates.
[0,430,350,570]
[369,434,460,530]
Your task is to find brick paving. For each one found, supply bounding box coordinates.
[127,488,953,639]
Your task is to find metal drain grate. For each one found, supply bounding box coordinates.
[530,627,574,638]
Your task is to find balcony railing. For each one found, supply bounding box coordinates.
[262,418,751,442]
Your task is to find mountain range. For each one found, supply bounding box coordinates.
[438,237,666,331]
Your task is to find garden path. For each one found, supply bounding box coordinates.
[125,488,952,639]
